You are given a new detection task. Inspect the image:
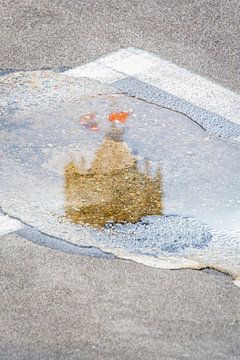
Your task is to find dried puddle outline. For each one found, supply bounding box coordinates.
[0,71,240,286]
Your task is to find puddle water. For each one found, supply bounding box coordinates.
[64,125,162,227]
[0,71,240,285]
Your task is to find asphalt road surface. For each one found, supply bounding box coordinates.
[0,1,240,359]
[0,0,239,92]
[1,234,240,360]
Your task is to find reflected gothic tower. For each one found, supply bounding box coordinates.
[64,125,163,227]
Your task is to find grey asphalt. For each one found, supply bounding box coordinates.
[0,1,240,359]
[0,0,239,92]
[1,234,240,360]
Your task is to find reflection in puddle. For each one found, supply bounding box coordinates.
[1,76,240,286]
[64,125,163,227]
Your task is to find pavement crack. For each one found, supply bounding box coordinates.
[122,92,208,132]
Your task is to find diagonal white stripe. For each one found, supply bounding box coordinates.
[65,60,126,83]
[65,47,240,126]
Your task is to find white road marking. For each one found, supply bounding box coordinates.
[0,215,23,236]
[65,47,240,126]
[65,60,125,83]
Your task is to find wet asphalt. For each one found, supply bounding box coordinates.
[0,1,240,359]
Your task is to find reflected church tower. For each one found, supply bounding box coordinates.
[64,125,163,227]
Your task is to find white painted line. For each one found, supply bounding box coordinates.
[0,215,23,236]
[65,60,126,83]
[65,47,240,126]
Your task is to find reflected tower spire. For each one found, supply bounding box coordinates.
[64,125,163,227]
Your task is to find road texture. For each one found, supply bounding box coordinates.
[1,234,240,360]
[0,0,239,92]
[0,1,240,359]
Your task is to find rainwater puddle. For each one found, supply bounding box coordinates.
[64,124,163,227]
[0,71,240,285]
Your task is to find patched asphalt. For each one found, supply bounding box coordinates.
[1,70,240,279]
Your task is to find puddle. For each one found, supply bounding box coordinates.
[0,71,240,286]
[64,125,162,227]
